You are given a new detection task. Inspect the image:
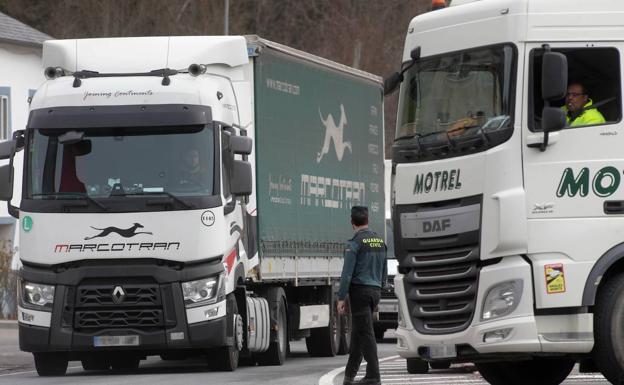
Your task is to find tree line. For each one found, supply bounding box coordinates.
[0,0,434,157]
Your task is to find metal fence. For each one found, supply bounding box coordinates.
[0,248,17,320]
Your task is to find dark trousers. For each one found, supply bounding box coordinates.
[345,284,381,380]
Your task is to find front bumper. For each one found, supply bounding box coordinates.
[395,256,594,361]
[18,259,230,354]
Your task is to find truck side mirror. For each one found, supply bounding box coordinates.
[0,164,14,201]
[542,106,567,133]
[384,72,403,96]
[230,136,253,155]
[231,160,252,196]
[0,140,16,160]
[542,52,568,101]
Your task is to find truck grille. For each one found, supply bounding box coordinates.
[402,245,479,333]
[75,309,163,329]
[77,285,160,307]
[73,282,164,330]
[394,196,482,335]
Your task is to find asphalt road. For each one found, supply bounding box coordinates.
[0,325,396,385]
[0,326,612,385]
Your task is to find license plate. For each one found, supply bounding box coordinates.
[427,344,457,359]
[93,335,140,347]
[378,303,399,313]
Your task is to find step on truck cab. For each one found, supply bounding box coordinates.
[386,0,624,384]
[0,35,385,376]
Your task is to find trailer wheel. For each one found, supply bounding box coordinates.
[406,358,429,374]
[256,292,288,366]
[306,297,340,357]
[210,294,242,371]
[34,352,68,376]
[337,312,351,355]
[476,357,574,385]
[593,272,624,384]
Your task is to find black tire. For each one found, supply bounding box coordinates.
[110,357,140,371]
[81,357,111,371]
[210,294,242,371]
[256,289,288,366]
[430,360,451,370]
[337,312,351,355]
[476,357,575,385]
[594,272,624,384]
[306,295,340,357]
[406,358,429,374]
[34,352,68,376]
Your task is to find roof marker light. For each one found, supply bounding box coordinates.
[44,67,65,80]
[188,64,207,77]
[432,0,447,10]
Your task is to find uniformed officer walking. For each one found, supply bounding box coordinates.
[337,206,387,385]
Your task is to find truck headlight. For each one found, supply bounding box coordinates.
[182,275,223,308]
[481,280,523,321]
[20,281,55,309]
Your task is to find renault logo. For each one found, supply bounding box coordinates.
[112,286,126,304]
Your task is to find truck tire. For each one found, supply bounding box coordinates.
[306,296,340,357]
[34,352,68,376]
[430,360,451,370]
[81,357,111,371]
[406,358,429,374]
[256,291,288,366]
[337,312,351,355]
[593,272,624,384]
[210,294,242,371]
[476,357,575,385]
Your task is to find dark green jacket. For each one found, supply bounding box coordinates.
[338,228,387,300]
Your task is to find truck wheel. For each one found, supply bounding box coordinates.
[306,297,340,357]
[210,294,242,371]
[476,357,574,385]
[81,357,111,371]
[337,312,351,355]
[593,272,624,383]
[430,360,451,370]
[256,292,288,365]
[34,352,68,376]
[406,358,429,374]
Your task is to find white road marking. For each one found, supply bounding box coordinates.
[319,356,611,385]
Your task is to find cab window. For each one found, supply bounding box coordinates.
[529,47,621,131]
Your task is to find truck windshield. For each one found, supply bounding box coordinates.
[395,44,515,162]
[28,125,216,200]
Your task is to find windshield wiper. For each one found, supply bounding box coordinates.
[127,191,194,209]
[31,192,109,211]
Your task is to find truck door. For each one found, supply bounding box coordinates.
[522,44,623,308]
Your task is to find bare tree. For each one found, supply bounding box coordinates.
[0,0,433,156]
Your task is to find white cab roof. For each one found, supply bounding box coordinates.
[43,36,249,73]
[405,0,624,61]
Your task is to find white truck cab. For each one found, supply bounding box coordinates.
[387,1,624,384]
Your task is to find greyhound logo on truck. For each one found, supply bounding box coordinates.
[317,104,352,163]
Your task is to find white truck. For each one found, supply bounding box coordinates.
[385,0,624,384]
[0,35,385,376]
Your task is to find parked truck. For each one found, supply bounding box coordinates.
[385,0,624,384]
[0,35,384,376]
